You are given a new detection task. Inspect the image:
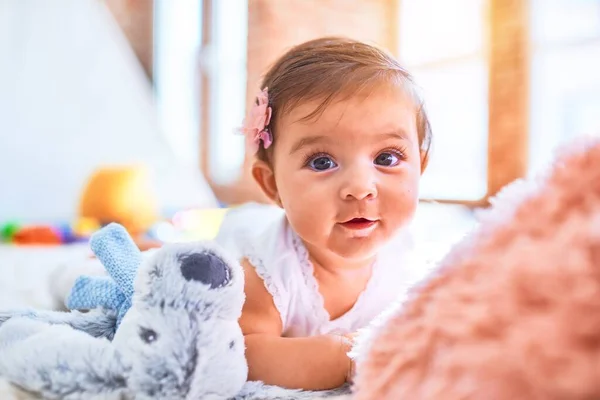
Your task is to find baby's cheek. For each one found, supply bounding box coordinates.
[281,176,324,211]
[282,188,332,237]
[287,196,326,223]
[382,182,419,223]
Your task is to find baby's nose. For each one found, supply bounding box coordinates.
[339,169,378,201]
[178,252,230,288]
[342,184,377,201]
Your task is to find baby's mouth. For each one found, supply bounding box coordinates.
[340,218,378,230]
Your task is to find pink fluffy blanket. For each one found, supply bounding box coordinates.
[353,138,600,400]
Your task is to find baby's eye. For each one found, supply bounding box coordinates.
[308,155,338,171]
[374,152,401,167]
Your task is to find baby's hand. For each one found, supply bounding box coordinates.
[339,333,358,383]
[342,332,358,343]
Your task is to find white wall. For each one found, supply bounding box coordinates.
[0,0,218,223]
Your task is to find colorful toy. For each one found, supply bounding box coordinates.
[79,165,159,235]
[171,208,230,241]
[5,220,97,246]
[11,226,62,245]
[72,217,101,238]
[0,222,20,242]
[353,137,600,399]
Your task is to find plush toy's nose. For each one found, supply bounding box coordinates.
[179,252,230,288]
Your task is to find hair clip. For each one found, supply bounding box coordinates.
[240,87,272,153]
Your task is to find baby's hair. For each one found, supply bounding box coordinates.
[255,36,432,169]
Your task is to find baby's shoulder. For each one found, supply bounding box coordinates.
[242,217,300,278]
[223,208,300,329]
[215,204,282,253]
[215,203,298,267]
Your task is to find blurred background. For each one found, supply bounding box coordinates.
[0,0,599,307]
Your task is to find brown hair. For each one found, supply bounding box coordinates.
[255,36,432,169]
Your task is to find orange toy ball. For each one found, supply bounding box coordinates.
[79,165,159,235]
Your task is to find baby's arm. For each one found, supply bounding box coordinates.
[240,259,353,390]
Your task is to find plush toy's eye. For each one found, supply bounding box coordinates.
[139,327,158,344]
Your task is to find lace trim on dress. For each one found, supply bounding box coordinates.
[242,242,287,328]
[290,231,381,331]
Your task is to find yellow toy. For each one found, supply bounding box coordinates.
[79,165,159,235]
[72,217,101,238]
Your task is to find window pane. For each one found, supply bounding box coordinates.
[153,0,202,166]
[529,41,600,175]
[399,0,485,65]
[416,60,488,201]
[207,0,248,185]
[531,0,600,45]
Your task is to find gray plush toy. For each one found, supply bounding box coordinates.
[0,224,350,400]
[0,223,248,399]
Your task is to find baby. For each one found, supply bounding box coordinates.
[216,37,432,391]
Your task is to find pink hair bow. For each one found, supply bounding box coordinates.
[240,87,273,153]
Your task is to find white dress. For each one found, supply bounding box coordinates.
[215,203,426,337]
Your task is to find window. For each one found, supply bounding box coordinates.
[204,0,248,185]
[398,0,488,201]
[529,0,600,175]
[154,0,248,190]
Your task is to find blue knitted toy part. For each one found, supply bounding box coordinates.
[66,223,142,327]
[67,276,124,310]
[89,223,141,299]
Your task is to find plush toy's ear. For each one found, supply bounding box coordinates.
[178,252,230,288]
[66,276,124,310]
[90,223,142,298]
[67,223,142,327]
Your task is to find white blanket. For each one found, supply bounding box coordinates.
[0,244,91,311]
[0,244,84,397]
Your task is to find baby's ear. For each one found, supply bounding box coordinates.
[251,160,282,207]
[420,150,429,174]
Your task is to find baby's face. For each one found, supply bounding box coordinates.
[270,86,422,263]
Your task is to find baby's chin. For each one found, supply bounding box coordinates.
[326,232,388,263]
